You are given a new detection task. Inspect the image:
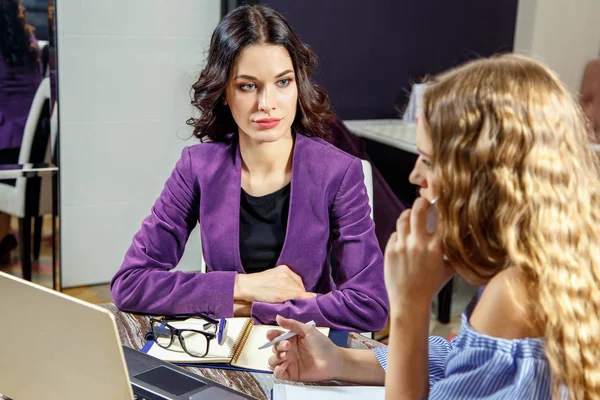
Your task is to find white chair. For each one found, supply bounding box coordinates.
[38,40,50,78]
[0,77,53,281]
[359,159,376,339]
[360,159,374,220]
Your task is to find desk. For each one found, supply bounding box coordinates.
[100,304,385,400]
[344,119,417,154]
[344,119,600,154]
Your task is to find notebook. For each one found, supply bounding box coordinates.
[272,384,385,399]
[143,317,330,373]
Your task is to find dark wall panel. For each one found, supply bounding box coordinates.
[264,0,519,119]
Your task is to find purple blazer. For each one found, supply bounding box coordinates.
[111,134,389,331]
[0,50,42,150]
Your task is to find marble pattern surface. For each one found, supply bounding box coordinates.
[99,304,384,400]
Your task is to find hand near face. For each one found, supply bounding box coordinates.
[384,198,454,309]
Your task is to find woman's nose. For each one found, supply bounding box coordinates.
[258,86,276,112]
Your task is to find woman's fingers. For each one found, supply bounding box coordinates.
[410,197,430,236]
[268,353,283,369]
[386,210,411,258]
[266,329,286,342]
[396,209,411,241]
[385,232,398,256]
[272,340,290,355]
[397,209,411,248]
[273,362,289,380]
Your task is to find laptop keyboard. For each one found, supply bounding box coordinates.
[133,394,151,400]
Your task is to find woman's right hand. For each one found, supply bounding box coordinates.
[234,265,316,303]
[267,315,342,382]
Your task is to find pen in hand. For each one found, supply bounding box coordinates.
[258,320,316,349]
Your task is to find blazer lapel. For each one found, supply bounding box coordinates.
[201,134,327,278]
[200,139,244,272]
[276,134,332,286]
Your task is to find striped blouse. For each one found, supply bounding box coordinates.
[373,290,559,399]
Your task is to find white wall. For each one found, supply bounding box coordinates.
[514,0,600,93]
[57,0,219,287]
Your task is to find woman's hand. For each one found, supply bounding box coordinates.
[267,315,343,382]
[234,265,316,303]
[384,198,454,311]
[383,198,454,400]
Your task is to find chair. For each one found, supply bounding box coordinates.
[359,159,375,339]
[360,159,374,220]
[39,40,50,78]
[0,77,52,281]
[580,59,600,142]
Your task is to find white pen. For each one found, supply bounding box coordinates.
[258,320,316,349]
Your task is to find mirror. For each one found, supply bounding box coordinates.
[0,0,58,289]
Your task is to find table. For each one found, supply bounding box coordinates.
[0,163,58,179]
[99,304,385,400]
[343,119,418,154]
[344,119,600,154]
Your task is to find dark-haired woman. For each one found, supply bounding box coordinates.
[0,0,42,264]
[111,5,388,332]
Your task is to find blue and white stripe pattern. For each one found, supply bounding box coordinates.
[372,290,558,399]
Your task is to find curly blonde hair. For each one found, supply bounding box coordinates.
[422,54,600,399]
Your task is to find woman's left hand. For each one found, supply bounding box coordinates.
[384,197,454,311]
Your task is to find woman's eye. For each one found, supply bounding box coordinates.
[276,78,291,87]
[240,83,256,91]
[421,158,432,168]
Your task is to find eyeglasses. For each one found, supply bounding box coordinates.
[149,314,228,358]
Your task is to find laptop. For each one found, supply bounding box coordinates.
[0,271,255,400]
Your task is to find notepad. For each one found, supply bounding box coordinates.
[144,317,329,373]
[272,384,385,399]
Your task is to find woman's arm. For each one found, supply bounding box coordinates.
[382,199,454,400]
[267,315,385,384]
[251,158,389,331]
[385,304,431,399]
[336,348,386,385]
[110,147,238,318]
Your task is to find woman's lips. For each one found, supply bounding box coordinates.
[254,118,281,129]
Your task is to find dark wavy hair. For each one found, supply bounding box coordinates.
[187,4,333,142]
[0,0,38,68]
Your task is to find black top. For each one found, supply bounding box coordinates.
[239,183,291,274]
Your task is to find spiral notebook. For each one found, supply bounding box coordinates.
[142,317,330,373]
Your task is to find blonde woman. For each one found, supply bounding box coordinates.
[266,55,600,399]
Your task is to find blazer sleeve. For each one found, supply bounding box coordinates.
[110,147,237,318]
[251,158,389,331]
